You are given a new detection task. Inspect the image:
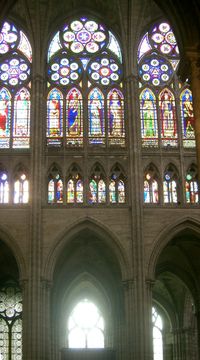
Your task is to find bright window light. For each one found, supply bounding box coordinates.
[152,307,163,360]
[68,299,104,348]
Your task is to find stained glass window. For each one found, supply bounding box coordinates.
[68,299,104,348]
[152,307,163,360]
[0,282,22,360]
[180,88,195,148]
[144,167,159,203]
[47,17,124,148]
[0,21,32,149]
[0,168,9,203]
[88,88,105,144]
[163,165,178,203]
[66,88,83,145]
[89,164,106,204]
[67,165,83,203]
[185,165,198,204]
[109,165,125,203]
[140,88,158,146]
[159,88,177,147]
[107,88,125,145]
[47,88,63,146]
[14,170,29,204]
[48,165,63,204]
[137,21,195,150]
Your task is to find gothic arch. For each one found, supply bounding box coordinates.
[43,216,130,281]
[147,216,200,280]
[0,225,26,280]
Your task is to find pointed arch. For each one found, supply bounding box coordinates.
[140,88,158,147]
[88,88,105,144]
[163,163,178,203]
[159,88,177,147]
[66,163,83,204]
[66,87,83,145]
[107,88,124,143]
[144,163,159,204]
[89,163,106,204]
[47,88,63,146]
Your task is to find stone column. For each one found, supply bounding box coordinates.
[121,279,135,360]
[144,279,155,360]
[40,278,53,360]
[186,51,200,183]
[172,328,186,360]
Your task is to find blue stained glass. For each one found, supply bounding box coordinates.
[0,55,30,86]
[66,88,83,138]
[88,56,122,86]
[89,179,97,203]
[139,54,173,86]
[13,88,30,148]
[88,88,104,139]
[150,22,179,58]
[48,54,82,86]
[0,22,18,55]
[159,89,177,144]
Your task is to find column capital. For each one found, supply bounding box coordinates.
[40,277,53,290]
[122,278,135,291]
[145,278,155,290]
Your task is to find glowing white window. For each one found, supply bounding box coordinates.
[68,299,104,348]
[152,307,163,360]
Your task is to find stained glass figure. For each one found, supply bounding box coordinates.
[13,88,30,148]
[88,88,105,144]
[140,88,158,146]
[66,88,83,145]
[163,170,177,203]
[144,173,159,203]
[89,179,97,203]
[48,168,63,204]
[98,179,106,203]
[0,282,22,360]
[152,307,163,360]
[108,89,125,145]
[88,56,122,86]
[0,88,11,148]
[47,88,63,146]
[180,88,195,148]
[0,170,9,203]
[14,172,29,204]
[159,89,177,147]
[109,165,125,203]
[67,177,83,203]
[185,165,198,204]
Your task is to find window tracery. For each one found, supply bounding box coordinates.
[163,164,178,204]
[48,164,63,204]
[47,17,124,147]
[144,164,159,203]
[185,164,198,204]
[0,21,32,149]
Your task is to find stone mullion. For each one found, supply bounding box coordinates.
[172,328,186,360]
[121,279,135,360]
[40,279,52,360]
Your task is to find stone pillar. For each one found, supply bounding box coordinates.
[172,328,186,360]
[121,279,135,360]
[195,308,200,359]
[186,51,200,183]
[144,279,154,360]
[40,279,53,360]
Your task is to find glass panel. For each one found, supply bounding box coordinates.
[47,88,63,146]
[76,180,83,203]
[109,180,116,203]
[0,88,11,148]
[0,173,9,203]
[11,319,22,360]
[89,179,97,203]
[0,318,9,360]
[108,31,122,62]
[159,89,177,147]
[98,179,106,203]
[56,179,63,203]
[66,88,83,146]
[108,89,125,145]
[18,31,32,62]
[68,299,104,349]
[140,88,158,147]
[144,180,150,203]
[48,179,54,203]
[152,180,159,203]
[88,88,105,144]
[118,180,125,203]
[67,179,75,203]
[13,88,30,148]
[180,89,195,148]
[185,180,198,204]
